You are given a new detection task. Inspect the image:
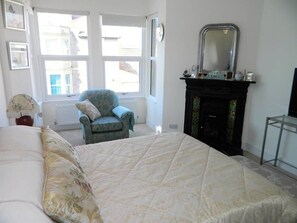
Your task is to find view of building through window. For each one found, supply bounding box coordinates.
[102,25,143,93]
[45,61,87,95]
[37,12,88,96]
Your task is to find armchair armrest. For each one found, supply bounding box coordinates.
[112,106,135,131]
[78,113,92,142]
[79,113,91,126]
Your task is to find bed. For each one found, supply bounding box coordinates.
[0,126,297,223]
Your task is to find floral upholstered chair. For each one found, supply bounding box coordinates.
[76,89,134,144]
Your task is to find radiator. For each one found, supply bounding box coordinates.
[55,104,79,125]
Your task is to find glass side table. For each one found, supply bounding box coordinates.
[260,115,297,169]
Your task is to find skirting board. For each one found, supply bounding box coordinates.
[51,123,81,131]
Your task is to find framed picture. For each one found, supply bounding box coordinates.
[7,42,30,70]
[3,0,25,31]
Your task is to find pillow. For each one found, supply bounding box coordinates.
[76,99,101,121]
[0,126,43,154]
[0,202,55,223]
[42,152,103,223]
[41,127,82,171]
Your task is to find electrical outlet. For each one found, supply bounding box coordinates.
[169,124,178,129]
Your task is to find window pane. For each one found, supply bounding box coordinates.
[102,26,142,56]
[65,74,71,94]
[37,13,88,55]
[105,61,139,92]
[149,17,158,97]
[150,60,156,97]
[151,18,158,57]
[50,75,62,95]
[45,61,87,95]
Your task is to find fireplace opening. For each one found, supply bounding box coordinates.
[198,97,229,147]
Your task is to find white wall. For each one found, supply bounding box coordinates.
[0,0,34,104]
[244,0,297,174]
[161,0,264,132]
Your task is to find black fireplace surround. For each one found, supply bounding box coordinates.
[181,78,255,155]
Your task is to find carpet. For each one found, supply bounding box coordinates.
[232,155,297,198]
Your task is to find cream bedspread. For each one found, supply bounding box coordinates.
[76,132,297,223]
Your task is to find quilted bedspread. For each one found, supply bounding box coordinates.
[75,132,297,223]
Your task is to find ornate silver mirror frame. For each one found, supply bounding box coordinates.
[198,23,240,74]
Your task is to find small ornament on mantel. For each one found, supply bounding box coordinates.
[191,65,199,78]
[245,71,255,81]
[183,69,191,78]
[235,71,244,81]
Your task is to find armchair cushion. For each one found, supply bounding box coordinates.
[91,117,122,133]
[76,99,101,121]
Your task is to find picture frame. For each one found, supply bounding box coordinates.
[3,0,25,31]
[7,42,30,70]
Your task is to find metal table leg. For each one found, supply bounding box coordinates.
[260,117,269,165]
[274,121,285,167]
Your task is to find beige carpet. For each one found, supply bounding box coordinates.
[232,155,297,198]
[57,124,156,147]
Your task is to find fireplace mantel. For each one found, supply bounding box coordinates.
[181,77,255,155]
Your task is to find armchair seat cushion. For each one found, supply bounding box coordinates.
[91,117,123,133]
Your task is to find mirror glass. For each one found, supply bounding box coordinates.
[198,23,239,74]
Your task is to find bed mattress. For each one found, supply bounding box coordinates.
[76,132,297,223]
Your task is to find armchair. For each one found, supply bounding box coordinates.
[77,89,134,144]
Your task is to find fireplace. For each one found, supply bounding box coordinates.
[199,97,229,144]
[181,78,255,155]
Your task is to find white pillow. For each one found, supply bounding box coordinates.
[0,126,43,153]
[75,99,101,121]
[0,202,55,223]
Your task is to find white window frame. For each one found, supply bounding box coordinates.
[101,14,146,97]
[147,14,158,98]
[34,8,91,100]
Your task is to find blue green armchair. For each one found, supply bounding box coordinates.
[78,89,134,144]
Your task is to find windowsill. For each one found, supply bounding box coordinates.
[146,95,157,103]
[41,96,79,103]
[117,94,146,100]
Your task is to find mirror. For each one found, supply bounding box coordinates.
[198,23,239,74]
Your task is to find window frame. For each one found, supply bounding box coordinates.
[147,15,158,98]
[100,15,146,97]
[34,8,91,100]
